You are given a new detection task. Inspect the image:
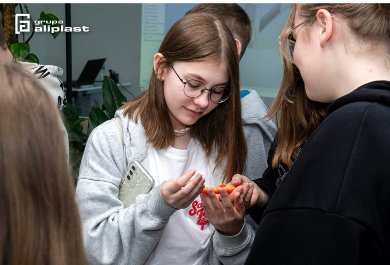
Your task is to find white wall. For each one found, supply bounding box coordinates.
[27,3,142,95]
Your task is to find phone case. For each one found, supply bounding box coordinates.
[118,161,155,207]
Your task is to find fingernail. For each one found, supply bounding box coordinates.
[190,171,199,180]
[195,174,203,181]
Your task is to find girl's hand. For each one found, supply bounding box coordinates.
[200,188,245,236]
[160,170,205,209]
[230,174,269,208]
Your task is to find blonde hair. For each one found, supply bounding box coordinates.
[122,13,246,181]
[0,64,88,265]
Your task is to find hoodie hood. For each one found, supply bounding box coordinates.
[114,109,149,165]
[241,89,277,143]
[328,81,390,115]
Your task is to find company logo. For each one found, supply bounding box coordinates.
[15,14,89,34]
[15,14,30,34]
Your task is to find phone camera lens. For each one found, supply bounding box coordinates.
[130,170,133,175]
[132,166,135,170]
[127,175,130,180]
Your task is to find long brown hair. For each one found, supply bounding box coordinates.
[297,4,390,44]
[269,3,390,168]
[0,64,88,265]
[122,13,246,181]
[267,4,327,168]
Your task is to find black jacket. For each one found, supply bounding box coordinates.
[247,139,278,222]
[245,81,390,265]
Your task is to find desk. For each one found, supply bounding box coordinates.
[72,82,133,116]
[72,82,132,94]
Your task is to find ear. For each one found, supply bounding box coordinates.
[235,38,242,59]
[153,52,167,80]
[316,9,333,48]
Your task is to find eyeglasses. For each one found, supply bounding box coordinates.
[170,65,231,104]
[286,18,311,62]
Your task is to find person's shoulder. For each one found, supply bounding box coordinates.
[328,81,390,118]
[89,118,123,142]
[90,110,137,141]
[240,89,251,99]
[20,61,63,76]
[330,100,388,122]
[240,89,270,119]
[20,61,66,109]
[320,100,389,139]
[241,89,267,110]
[240,88,259,100]
[241,89,277,139]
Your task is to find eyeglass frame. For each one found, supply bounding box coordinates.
[285,15,340,62]
[285,17,312,62]
[169,64,231,104]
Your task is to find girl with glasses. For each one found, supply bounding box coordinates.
[76,13,254,265]
[238,4,390,264]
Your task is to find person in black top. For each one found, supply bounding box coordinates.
[232,65,327,223]
[235,3,390,264]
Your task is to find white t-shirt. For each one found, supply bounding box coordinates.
[143,139,224,265]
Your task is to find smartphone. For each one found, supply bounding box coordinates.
[118,161,155,207]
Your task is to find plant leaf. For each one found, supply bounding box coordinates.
[40,11,59,21]
[61,104,88,181]
[39,11,61,39]
[9,42,30,60]
[69,144,84,183]
[61,105,87,142]
[23,53,39,64]
[68,128,88,142]
[48,26,61,39]
[88,106,109,132]
[102,77,127,119]
[62,105,81,128]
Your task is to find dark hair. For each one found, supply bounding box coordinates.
[122,13,246,181]
[186,4,252,58]
[0,64,88,265]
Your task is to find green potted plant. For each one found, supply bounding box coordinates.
[2,4,129,182]
[2,3,60,63]
[62,77,128,181]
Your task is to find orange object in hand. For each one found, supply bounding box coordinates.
[201,183,236,194]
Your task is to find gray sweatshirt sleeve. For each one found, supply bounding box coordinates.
[209,220,255,264]
[241,90,276,179]
[76,120,176,265]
